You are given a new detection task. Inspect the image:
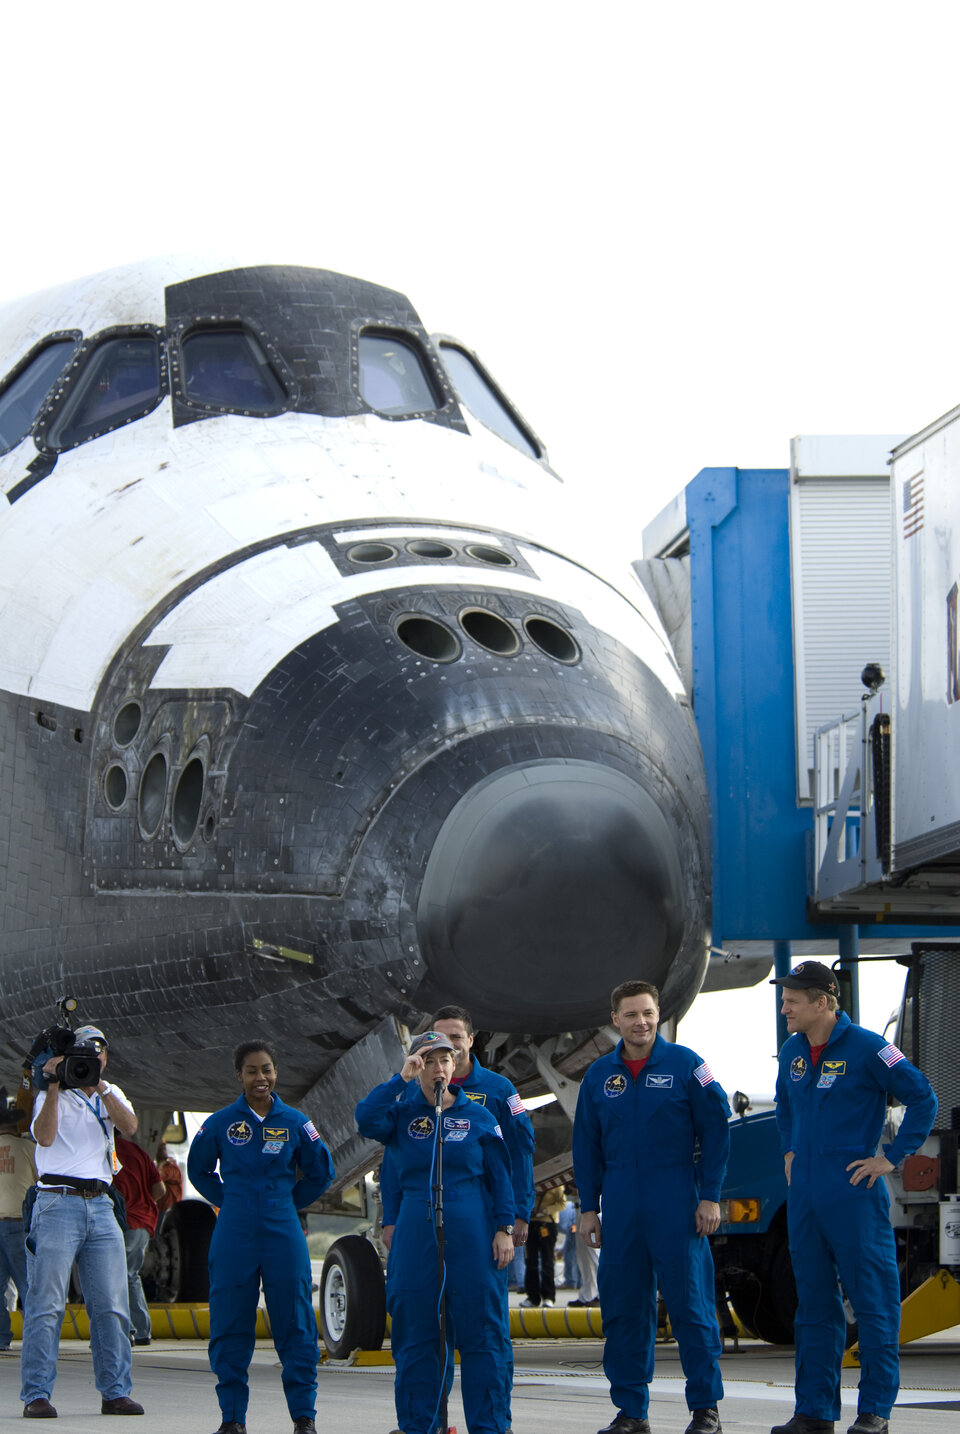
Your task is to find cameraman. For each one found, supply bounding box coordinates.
[20,1024,144,1419]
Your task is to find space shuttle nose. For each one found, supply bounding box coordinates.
[413,758,687,1032]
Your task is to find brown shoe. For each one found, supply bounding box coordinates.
[101,1397,144,1416]
[23,1400,58,1419]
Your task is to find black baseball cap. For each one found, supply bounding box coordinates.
[408,1031,455,1058]
[769,960,839,995]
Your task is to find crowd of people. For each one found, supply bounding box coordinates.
[0,964,938,1434]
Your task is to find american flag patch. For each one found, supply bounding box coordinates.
[878,1043,905,1068]
[694,1062,714,1086]
[493,1124,503,1139]
[508,1093,525,1116]
[303,1120,320,1142]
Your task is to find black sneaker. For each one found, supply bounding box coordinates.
[597,1417,651,1434]
[847,1419,888,1434]
[686,1412,722,1434]
[771,1417,835,1434]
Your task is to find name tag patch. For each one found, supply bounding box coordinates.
[464,1091,487,1106]
[645,1073,674,1089]
[444,1116,470,1142]
[263,1127,289,1141]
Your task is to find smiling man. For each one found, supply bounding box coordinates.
[573,980,730,1434]
[188,1042,335,1434]
[769,962,937,1434]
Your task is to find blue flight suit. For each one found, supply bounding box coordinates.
[379,1057,535,1226]
[377,1059,534,1424]
[573,1035,730,1421]
[356,1075,514,1434]
[775,1012,937,1422]
[188,1093,335,1425]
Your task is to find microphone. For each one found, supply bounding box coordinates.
[433,1078,446,1105]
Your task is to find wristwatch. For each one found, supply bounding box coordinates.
[497,1224,514,1234]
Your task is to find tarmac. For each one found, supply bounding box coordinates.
[1,1288,957,1434]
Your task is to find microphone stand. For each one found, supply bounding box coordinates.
[432,1079,448,1434]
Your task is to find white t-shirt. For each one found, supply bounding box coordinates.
[32,1085,134,1185]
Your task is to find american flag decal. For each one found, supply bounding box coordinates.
[303,1120,320,1141]
[508,1093,525,1116]
[693,1061,714,1086]
[903,470,924,539]
[878,1043,905,1068]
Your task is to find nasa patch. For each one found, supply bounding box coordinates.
[443,1116,470,1142]
[227,1120,253,1146]
[645,1073,674,1089]
[790,1056,807,1082]
[262,1140,284,1154]
[408,1114,435,1140]
[604,1073,628,1098]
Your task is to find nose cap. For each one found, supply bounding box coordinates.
[416,760,685,1032]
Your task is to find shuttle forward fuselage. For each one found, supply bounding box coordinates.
[0,261,710,1113]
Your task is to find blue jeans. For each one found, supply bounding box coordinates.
[20,1191,133,1404]
[123,1227,151,1342]
[0,1219,29,1347]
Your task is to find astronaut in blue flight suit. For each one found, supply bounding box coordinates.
[188,1041,335,1434]
[378,1006,535,1244]
[769,962,937,1434]
[356,1030,516,1434]
[573,979,730,1434]
[378,1007,535,1426]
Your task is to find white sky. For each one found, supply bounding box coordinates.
[5,2,960,558]
[0,5,947,1075]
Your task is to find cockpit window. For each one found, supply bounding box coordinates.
[438,343,539,459]
[46,335,162,451]
[358,332,441,415]
[0,339,79,455]
[181,328,286,413]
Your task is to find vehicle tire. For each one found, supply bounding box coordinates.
[319,1234,386,1358]
[142,1200,216,1302]
[750,1235,797,1344]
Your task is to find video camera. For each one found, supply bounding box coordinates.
[28,998,104,1091]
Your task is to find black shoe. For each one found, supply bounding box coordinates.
[213,1425,246,1434]
[101,1399,144,1416]
[132,1337,151,1346]
[847,1419,888,1434]
[598,1417,651,1434]
[771,1418,835,1434]
[686,1412,722,1434]
[23,1401,57,1419]
[293,1421,317,1434]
